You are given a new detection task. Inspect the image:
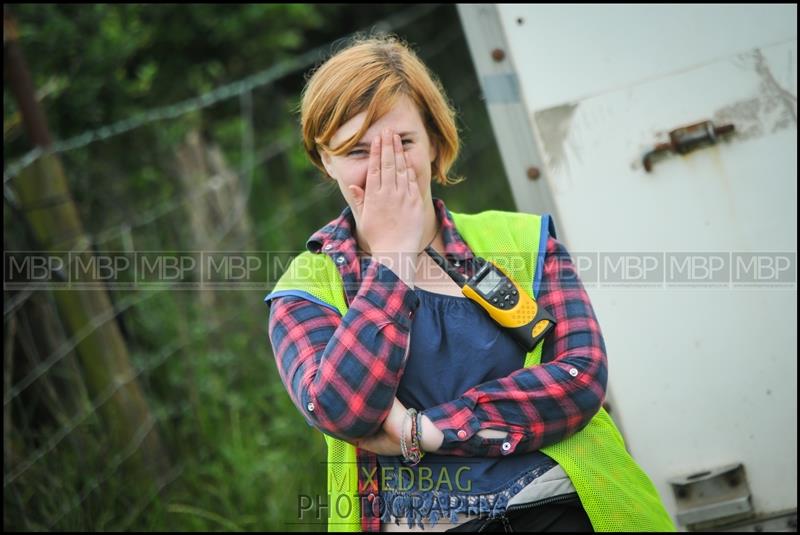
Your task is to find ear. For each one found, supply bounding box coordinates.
[319,148,337,180]
[429,138,439,164]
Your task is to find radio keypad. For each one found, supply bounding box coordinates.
[489,280,519,310]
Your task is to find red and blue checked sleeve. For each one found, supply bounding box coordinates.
[421,236,609,457]
[267,258,419,442]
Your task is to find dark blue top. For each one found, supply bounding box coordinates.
[377,286,557,528]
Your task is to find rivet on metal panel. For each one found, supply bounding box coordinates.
[491,48,505,62]
[526,167,540,180]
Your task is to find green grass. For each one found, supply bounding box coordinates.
[4,296,327,531]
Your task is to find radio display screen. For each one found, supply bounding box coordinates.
[476,270,503,296]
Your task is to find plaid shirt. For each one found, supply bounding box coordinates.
[266,198,608,531]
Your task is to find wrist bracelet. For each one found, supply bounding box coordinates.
[400,410,410,461]
[416,411,426,460]
[403,408,422,466]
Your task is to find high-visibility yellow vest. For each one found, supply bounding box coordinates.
[269,209,676,531]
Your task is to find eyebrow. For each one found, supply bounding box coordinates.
[349,131,418,148]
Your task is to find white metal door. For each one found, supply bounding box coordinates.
[459,4,797,530]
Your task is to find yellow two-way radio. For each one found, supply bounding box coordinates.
[425,247,556,352]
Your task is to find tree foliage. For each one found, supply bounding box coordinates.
[4,4,515,531]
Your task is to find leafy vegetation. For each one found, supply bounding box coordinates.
[4,4,514,531]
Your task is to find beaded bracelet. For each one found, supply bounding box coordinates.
[416,411,426,462]
[399,410,410,461]
[402,408,422,466]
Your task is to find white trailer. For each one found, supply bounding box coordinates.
[458,4,797,531]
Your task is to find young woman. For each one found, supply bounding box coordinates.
[265,34,674,533]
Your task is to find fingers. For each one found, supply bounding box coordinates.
[348,185,365,206]
[348,185,365,218]
[365,128,416,197]
[366,135,381,191]
[407,163,418,197]
[393,133,409,194]
[395,134,418,197]
[381,128,396,190]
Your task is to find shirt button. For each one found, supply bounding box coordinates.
[336,256,346,265]
[502,441,512,452]
[323,243,333,251]
[457,429,467,440]
[307,402,315,412]
[569,368,579,377]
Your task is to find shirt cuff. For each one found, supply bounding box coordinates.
[420,397,481,451]
[358,258,420,331]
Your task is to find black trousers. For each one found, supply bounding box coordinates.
[445,494,594,532]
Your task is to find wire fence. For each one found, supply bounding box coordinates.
[3,4,441,184]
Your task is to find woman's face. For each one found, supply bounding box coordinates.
[320,95,437,211]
